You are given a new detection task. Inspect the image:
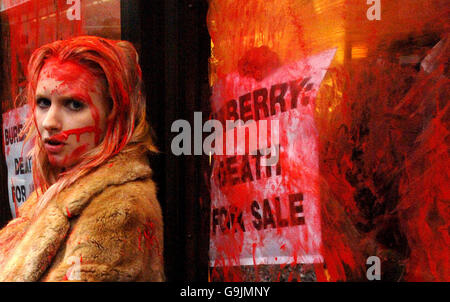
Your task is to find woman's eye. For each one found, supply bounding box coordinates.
[66,99,85,111]
[36,98,51,109]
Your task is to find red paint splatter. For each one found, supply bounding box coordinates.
[238,46,281,81]
[61,143,89,168]
[49,126,100,143]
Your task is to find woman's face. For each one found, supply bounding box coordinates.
[35,58,110,170]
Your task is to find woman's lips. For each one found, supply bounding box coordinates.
[44,139,66,153]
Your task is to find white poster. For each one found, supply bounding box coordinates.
[209,49,336,267]
[2,105,34,218]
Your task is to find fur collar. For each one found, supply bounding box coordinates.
[55,148,152,218]
[0,148,152,281]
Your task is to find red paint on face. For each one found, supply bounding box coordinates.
[60,144,89,169]
[49,126,101,144]
[39,58,104,142]
[39,58,91,88]
[35,58,110,170]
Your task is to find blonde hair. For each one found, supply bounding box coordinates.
[21,36,157,215]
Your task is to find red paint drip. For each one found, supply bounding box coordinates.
[50,126,100,143]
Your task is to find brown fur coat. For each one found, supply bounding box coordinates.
[0,149,164,281]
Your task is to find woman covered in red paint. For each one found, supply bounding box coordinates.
[0,36,165,281]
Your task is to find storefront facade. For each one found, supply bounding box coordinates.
[0,0,448,282]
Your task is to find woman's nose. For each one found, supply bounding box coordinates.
[42,104,62,133]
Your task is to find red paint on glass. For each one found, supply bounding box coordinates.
[208,0,448,282]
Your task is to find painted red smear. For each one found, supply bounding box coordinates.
[313,263,327,282]
[395,81,450,280]
[65,206,72,218]
[60,143,89,168]
[40,58,94,88]
[136,220,162,257]
[50,126,100,143]
[316,37,449,281]
[33,115,42,140]
[251,243,260,281]
[48,142,88,170]
[137,227,143,252]
[70,93,102,144]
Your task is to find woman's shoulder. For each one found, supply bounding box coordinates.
[94,175,158,206]
[55,148,157,218]
[91,177,160,219]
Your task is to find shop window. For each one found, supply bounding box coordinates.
[1,0,121,111]
[206,0,448,281]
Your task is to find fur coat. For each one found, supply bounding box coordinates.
[0,149,164,281]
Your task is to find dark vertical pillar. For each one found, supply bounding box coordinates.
[161,0,186,282]
[124,0,211,281]
[120,0,142,53]
[176,0,211,281]
[121,0,210,281]
[0,13,13,228]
